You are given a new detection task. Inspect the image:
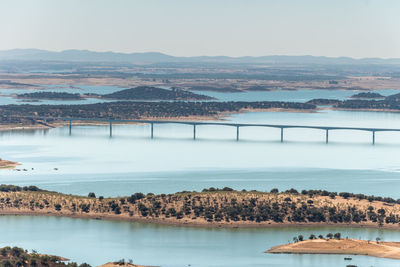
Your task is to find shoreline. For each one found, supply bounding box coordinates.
[2,210,400,230]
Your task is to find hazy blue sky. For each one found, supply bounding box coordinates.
[1,0,399,58]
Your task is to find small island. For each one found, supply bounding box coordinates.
[267,236,400,260]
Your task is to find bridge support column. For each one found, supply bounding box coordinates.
[236,126,240,141]
[372,130,375,145]
[193,124,196,140]
[69,120,72,135]
[109,121,112,137]
[280,128,284,143]
[326,129,329,144]
[151,123,154,139]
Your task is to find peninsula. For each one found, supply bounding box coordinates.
[267,238,400,260]
[2,186,400,229]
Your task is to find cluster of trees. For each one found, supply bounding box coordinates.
[0,100,316,122]
[100,86,214,100]
[293,232,342,242]
[350,92,384,99]
[3,185,400,228]
[17,92,83,100]
[0,184,42,192]
[275,188,400,205]
[0,246,91,267]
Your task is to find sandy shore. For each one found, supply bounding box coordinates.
[267,238,400,260]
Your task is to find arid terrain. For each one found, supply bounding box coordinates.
[2,186,400,229]
[267,238,400,260]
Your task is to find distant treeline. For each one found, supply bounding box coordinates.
[17,91,82,100]
[15,86,213,101]
[307,92,400,111]
[98,86,214,100]
[0,100,316,124]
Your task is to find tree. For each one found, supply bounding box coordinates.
[270,188,279,194]
[376,237,381,243]
[309,234,316,240]
[298,235,304,242]
[293,237,298,243]
[326,233,333,239]
[88,192,96,198]
[334,233,341,239]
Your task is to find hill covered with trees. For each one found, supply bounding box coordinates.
[99,86,214,100]
[1,185,400,229]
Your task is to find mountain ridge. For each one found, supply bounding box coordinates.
[1,49,400,64]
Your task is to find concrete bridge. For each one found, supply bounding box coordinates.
[30,116,400,144]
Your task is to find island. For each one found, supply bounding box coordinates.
[2,185,400,229]
[267,237,400,260]
[13,87,214,101]
[97,86,214,100]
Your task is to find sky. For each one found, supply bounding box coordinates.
[0,0,400,58]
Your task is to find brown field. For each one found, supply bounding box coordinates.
[267,238,400,260]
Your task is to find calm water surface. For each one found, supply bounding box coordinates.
[1,216,400,267]
[2,97,400,266]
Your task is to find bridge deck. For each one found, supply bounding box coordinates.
[35,117,400,132]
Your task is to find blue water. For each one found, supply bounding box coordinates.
[1,97,400,266]
[0,84,398,105]
[1,216,400,267]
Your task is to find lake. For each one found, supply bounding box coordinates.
[1,215,400,267]
[1,91,400,266]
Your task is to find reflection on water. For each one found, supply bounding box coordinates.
[1,109,400,266]
[1,110,400,197]
[1,215,400,267]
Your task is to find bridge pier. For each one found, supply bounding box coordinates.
[151,123,154,139]
[109,121,113,137]
[280,128,284,142]
[372,130,375,145]
[326,129,329,144]
[69,120,72,135]
[236,126,240,141]
[193,124,196,140]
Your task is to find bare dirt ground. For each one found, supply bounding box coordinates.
[267,238,400,260]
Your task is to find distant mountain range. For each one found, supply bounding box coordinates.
[1,49,400,64]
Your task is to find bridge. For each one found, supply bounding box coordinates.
[28,116,400,144]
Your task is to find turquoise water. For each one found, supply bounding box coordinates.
[2,105,400,265]
[1,215,400,267]
[2,110,400,197]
